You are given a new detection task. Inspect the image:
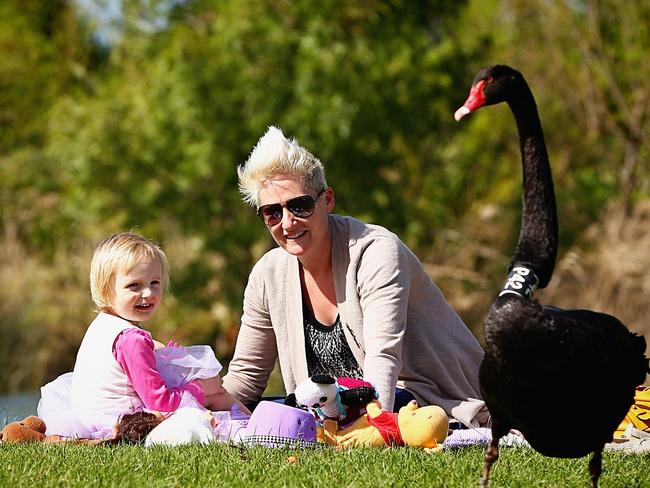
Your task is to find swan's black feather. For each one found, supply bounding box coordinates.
[457,64,648,486]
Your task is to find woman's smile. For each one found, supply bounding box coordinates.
[285,230,307,240]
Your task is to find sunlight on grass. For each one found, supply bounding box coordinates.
[0,444,648,487]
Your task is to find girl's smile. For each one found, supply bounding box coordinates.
[110,258,163,324]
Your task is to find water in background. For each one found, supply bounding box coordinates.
[0,391,40,425]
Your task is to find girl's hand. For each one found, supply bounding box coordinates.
[204,390,251,415]
[197,376,226,397]
[166,340,182,348]
[153,340,166,351]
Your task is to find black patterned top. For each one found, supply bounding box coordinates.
[303,303,363,379]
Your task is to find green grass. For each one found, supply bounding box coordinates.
[0,444,648,487]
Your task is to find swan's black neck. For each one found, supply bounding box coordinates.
[506,83,558,289]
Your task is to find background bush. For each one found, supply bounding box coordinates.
[1,0,649,394]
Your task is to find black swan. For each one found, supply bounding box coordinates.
[455,65,649,487]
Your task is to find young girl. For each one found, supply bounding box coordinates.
[39,232,248,439]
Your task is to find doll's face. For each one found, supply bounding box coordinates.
[109,257,163,324]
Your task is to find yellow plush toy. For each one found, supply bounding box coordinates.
[322,399,448,452]
[614,386,650,438]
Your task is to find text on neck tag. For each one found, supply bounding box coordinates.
[498,266,539,299]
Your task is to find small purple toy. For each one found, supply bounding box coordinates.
[241,401,317,448]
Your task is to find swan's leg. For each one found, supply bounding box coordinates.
[479,420,509,488]
[588,445,603,488]
[479,438,500,488]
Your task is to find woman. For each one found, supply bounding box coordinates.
[223,126,488,426]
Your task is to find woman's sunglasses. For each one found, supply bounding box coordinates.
[256,189,325,226]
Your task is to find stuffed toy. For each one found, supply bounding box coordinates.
[288,374,377,424]
[615,386,650,439]
[337,377,377,424]
[289,374,346,422]
[240,400,317,448]
[1,412,165,445]
[213,404,250,442]
[322,399,449,452]
[109,411,164,444]
[0,416,47,443]
[144,407,216,447]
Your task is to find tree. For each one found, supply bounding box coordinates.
[44,0,473,351]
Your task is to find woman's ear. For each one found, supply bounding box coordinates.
[324,187,335,212]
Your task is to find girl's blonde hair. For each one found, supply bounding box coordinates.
[89,232,169,311]
[237,126,328,208]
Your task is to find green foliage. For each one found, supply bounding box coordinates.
[39,0,478,359]
[0,0,103,152]
[1,0,649,393]
[468,0,650,225]
[433,0,650,305]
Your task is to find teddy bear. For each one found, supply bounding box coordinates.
[321,399,449,452]
[0,415,105,445]
[0,415,47,443]
[1,412,166,445]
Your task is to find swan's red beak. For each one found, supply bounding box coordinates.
[454,79,487,121]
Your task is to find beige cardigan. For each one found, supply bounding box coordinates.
[223,215,489,426]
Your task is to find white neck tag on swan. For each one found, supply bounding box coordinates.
[498,266,539,299]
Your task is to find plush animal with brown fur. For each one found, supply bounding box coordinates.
[1,411,164,445]
[0,416,47,443]
[0,415,102,445]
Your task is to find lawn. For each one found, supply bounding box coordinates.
[1,443,648,487]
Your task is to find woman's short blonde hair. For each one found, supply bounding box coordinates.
[89,232,169,311]
[237,126,328,208]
